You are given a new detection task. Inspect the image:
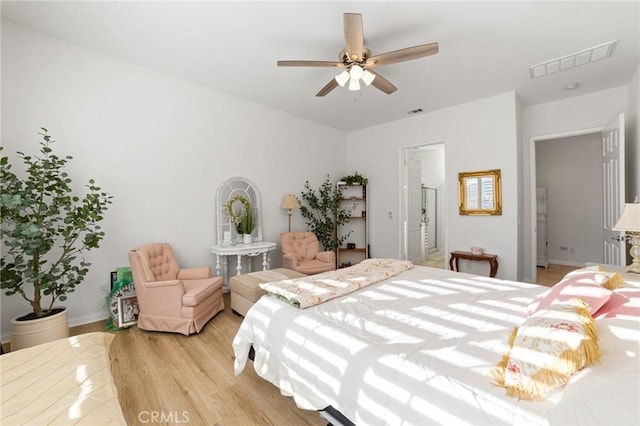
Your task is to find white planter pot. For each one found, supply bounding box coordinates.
[10,307,69,351]
[243,234,253,244]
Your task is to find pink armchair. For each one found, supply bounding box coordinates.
[280,232,336,275]
[128,243,224,335]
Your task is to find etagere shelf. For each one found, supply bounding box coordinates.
[337,182,369,268]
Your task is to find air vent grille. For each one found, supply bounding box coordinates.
[529,40,617,79]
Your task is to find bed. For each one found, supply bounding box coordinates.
[0,332,126,425]
[233,260,640,425]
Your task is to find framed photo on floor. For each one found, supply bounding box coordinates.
[117,294,139,328]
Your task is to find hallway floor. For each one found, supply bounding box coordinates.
[419,252,577,288]
[535,263,580,287]
[420,250,446,269]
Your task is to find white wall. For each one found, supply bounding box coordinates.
[1,21,347,340]
[536,133,603,264]
[346,92,520,279]
[521,86,630,282]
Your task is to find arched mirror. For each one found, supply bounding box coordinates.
[215,177,263,244]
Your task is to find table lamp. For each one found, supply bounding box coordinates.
[281,194,301,232]
[612,203,640,273]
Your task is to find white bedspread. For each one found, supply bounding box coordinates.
[1,332,126,425]
[233,266,640,426]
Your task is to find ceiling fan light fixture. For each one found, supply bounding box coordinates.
[277,13,439,97]
[349,64,364,80]
[362,69,376,86]
[335,70,350,87]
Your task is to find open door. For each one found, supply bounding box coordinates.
[602,113,625,266]
[406,150,423,263]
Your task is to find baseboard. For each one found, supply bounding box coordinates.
[546,259,585,268]
[68,312,110,328]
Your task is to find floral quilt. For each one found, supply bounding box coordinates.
[260,258,414,308]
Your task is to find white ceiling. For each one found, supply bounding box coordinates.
[2,1,639,131]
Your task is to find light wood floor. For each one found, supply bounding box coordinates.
[535,263,580,287]
[2,264,576,424]
[419,251,575,288]
[59,294,325,426]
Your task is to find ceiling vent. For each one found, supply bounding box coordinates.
[529,40,618,79]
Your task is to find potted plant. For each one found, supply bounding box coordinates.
[225,195,255,243]
[240,207,256,244]
[340,171,368,186]
[0,128,112,350]
[299,174,354,260]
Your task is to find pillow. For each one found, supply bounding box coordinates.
[562,268,624,290]
[491,298,600,401]
[585,262,626,273]
[528,274,612,316]
[600,272,624,290]
[564,265,604,277]
[593,288,640,319]
[620,272,640,288]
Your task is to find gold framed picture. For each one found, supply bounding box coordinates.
[458,169,502,215]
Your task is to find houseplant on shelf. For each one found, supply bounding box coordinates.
[340,171,368,186]
[0,128,112,350]
[299,174,354,259]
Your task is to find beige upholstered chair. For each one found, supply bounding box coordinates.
[280,232,336,275]
[128,243,224,335]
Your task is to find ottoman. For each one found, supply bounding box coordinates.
[229,268,306,316]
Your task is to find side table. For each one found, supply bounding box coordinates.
[449,250,499,277]
[210,241,277,292]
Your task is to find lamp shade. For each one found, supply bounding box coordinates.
[349,64,364,80]
[362,69,376,86]
[348,78,361,91]
[335,70,350,87]
[612,203,640,232]
[281,194,301,210]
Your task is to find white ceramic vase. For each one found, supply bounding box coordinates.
[243,234,253,244]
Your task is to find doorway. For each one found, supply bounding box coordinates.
[400,142,445,267]
[529,113,625,282]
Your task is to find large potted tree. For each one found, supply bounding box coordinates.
[299,174,354,262]
[0,128,112,351]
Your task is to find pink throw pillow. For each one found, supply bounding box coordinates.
[593,289,640,319]
[528,275,612,316]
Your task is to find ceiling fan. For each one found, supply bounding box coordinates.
[277,13,439,97]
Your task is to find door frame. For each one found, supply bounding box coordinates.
[399,141,446,261]
[528,126,603,282]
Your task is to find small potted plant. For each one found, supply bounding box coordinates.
[240,208,256,244]
[225,195,255,243]
[0,128,112,350]
[340,171,368,186]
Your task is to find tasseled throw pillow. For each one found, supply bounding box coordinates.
[491,298,600,401]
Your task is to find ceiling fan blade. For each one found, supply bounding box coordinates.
[316,79,339,97]
[277,60,344,68]
[367,42,439,67]
[368,70,397,94]
[344,13,364,62]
